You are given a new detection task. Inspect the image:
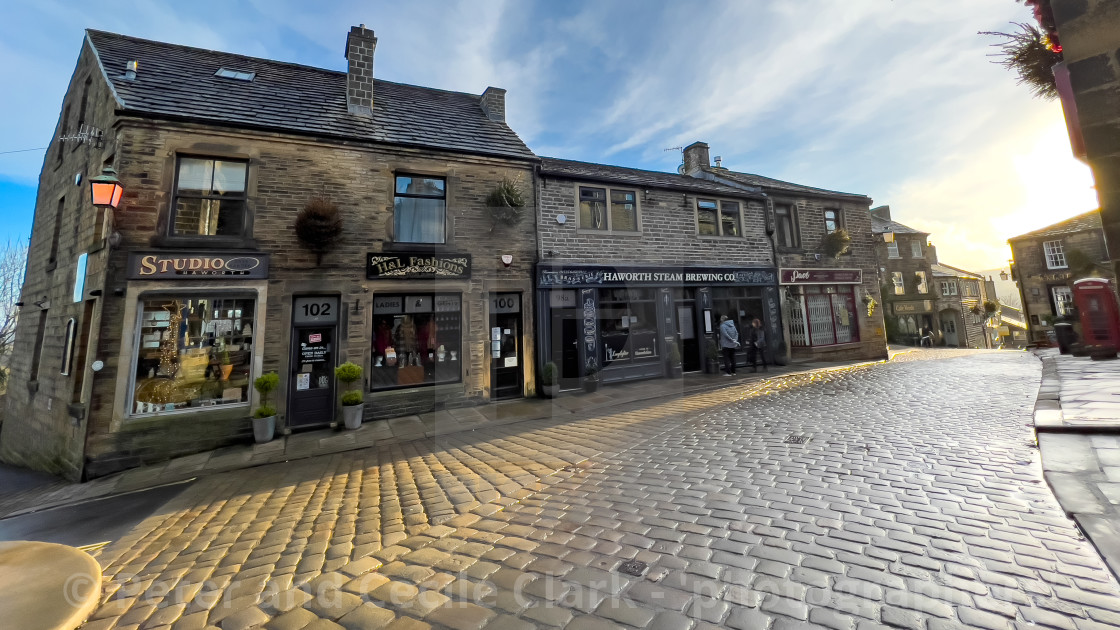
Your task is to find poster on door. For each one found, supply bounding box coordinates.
[296,373,310,391]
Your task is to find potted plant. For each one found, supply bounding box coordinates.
[583,365,600,393]
[540,362,560,398]
[335,361,364,429]
[667,341,683,378]
[251,372,279,444]
[705,339,721,374]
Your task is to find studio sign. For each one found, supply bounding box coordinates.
[367,253,472,279]
[127,252,270,280]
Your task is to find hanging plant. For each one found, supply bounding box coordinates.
[295,197,343,265]
[485,177,526,231]
[862,294,877,317]
[819,229,851,258]
[979,23,1062,99]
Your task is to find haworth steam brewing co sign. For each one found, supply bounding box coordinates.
[127,251,270,280]
[367,253,472,280]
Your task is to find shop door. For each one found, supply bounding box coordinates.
[675,300,700,372]
[489,293,523,400]
[551,310,581,390]
[288,296,339,429]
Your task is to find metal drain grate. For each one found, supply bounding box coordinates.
[784,434,810,444]
[618,560,648,577]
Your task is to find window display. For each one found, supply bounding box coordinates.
[598,288,658,367]
[371,294,462,390]
[131,296,255,414]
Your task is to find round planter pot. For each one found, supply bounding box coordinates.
[541,384,560,398]
[583,379,600,394]
[342,403,365,429]
[252,415,276,444]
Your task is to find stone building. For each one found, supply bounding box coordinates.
[679,143,888,363]
[931,264,998,349]
[1009,209,1113,343]
[535,158,779,388]
[1026,0,1120,298]
[869,206,937,343]
[0,27,538,479]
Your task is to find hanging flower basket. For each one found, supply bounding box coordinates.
[295,197,343,265]
[485,178,526,230]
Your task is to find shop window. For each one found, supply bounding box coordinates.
[910,240,922,258]
[371,294,462,390]
[886,241,899,258]
[131,296,255,415]
[578,186,639,232]
[775,205,799,248]
[394,175,446,243]
[171,157,248,237]
[891,272,905,295]
[786,285,860,347]
[697,199,742,237]
[598,288,659,367]
[824,209,841,234]
[1043,240,1066,270]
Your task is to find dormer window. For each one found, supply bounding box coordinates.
[214,68,255,81]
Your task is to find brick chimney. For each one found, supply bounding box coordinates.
[682,142,710,174]
[345,25,377,116]
[479,87,506,122]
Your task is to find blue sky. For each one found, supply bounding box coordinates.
[0,0,1099,270]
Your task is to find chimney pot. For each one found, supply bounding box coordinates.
[682,142,710,175]
[345,25,377,116]
[480,87,506,122]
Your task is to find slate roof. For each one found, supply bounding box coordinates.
[85,30,535,160]
[1008,209,1102,242]
[931,263,984,279]
[539,158,762,197]
[708,168,870,201]
[870,215,927,236]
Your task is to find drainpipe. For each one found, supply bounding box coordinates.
[762,195,790,365]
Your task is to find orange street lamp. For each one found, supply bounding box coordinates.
[89,166,124,208]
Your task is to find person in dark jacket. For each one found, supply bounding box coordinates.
[718,315,740,375]
[747,318,768,372]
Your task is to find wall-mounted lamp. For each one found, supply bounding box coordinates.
[89,166,124,208]
[88,289,103,297]
[501,255,513,267]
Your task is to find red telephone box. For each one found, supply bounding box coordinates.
[1073,278,1120,348]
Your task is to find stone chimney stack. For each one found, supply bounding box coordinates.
[345,24,377,116]
[870,205,892,221]
[682,142,710,174]
[479,87,506,122]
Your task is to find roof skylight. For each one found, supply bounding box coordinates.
[214,68,255,81]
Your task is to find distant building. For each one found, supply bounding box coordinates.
[1009,209,1112,343]
[998,305,1029,348]
[932,263,999,349]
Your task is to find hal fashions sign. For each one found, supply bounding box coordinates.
[127,251,269,280]
[538,264,776,288]
[367,253,471,279]
[779,268,862,285]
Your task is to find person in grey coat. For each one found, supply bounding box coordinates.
[718,315,740,375]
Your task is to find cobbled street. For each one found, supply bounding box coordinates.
[80,351,1120,630]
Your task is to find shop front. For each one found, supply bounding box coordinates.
[536,264,780,388]
[779,268,863,350]
[115,250,269,425]
[892,299,935,345]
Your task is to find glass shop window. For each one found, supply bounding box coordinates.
[132,296,255,415]
[371,294,462,390]
[598,288,659,367]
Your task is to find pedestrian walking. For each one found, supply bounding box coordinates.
[718,315,740,375]
[747,318,768,372]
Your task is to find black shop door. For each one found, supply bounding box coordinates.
[288,296,340,429]
[489,304,524,400]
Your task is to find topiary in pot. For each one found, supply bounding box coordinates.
[667,341,683,378]
[485,177,526,231]
[295,197,343,265]
[335,361,364,429]
[583,365,600,393]
[251,371,279,443]
[541,362,560,398]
